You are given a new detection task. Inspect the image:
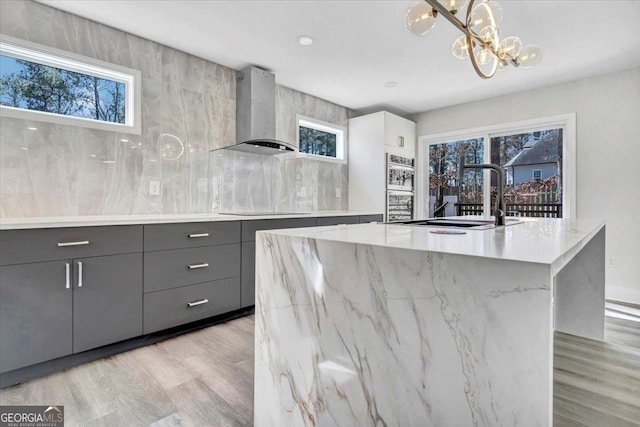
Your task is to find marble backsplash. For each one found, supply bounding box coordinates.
[213,151,348,213]
[0,0,349,218]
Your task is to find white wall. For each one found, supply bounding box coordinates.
[412,67,640,305]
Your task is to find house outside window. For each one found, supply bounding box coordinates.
[420,114,575,219]
[297,115,346,163]
[0,35,141,134]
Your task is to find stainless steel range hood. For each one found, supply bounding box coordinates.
[214,66,295,156]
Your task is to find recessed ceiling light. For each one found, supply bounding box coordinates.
[298,36,314,46]
[384,81,398,88]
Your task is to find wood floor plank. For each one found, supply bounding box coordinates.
[1,314,638,426]
[607,316,640,350]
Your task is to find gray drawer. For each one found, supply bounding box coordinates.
[316,216,360,226]
[144,244,240,293]
[359,214,384,223]
[241,218,317,242]
[0,225,143,266]
[144,221,240,251]
[143,277,240,334]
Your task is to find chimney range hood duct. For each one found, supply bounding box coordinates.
[215,66,295,156]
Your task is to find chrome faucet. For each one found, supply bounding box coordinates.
[458,151,506,226]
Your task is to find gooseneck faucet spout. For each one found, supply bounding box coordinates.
[458,151,506,226]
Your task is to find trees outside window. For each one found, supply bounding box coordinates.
[299,125,337,157]
[0,55,125,124]
[296,116,346,162]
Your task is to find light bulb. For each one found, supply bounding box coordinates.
[442,0,468,15]
[479,25,499,44]
[484,1,503,23]
[475,47,492,65]
[499,36,522,60]
[452,35,470,59]
[470,1,500,32]
[405,2,437,36]
[517,45,542,68]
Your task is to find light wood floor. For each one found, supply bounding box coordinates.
[1,315,638,426]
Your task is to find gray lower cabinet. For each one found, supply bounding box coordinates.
[144,244,241,293]
[0,261,73,373]
[241,241,256,307]
[316,215,360,226]
[144,277,240,334]
[0,253,142,372]
[142,221,243,332]
[73,253,143,353]
[359,214,384,223]
[0,216,382,375]
[0,225,143,374]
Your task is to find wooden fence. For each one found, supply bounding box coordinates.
[455,203,563,218]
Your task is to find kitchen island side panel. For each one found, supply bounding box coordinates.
[255,233,554,426]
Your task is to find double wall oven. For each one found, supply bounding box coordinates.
[386,153,415,221]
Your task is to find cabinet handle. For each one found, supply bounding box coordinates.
[77,261,83,287]
[187,298,209,308]
[65,262,71,289]
[188,233,209,238]
[58,240,89,247]
[398,136,405,147]
[188,263,209,269]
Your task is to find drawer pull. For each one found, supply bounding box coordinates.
[188,233,209,238]
[187,298,209,308]
[65,262,71,289]
[77,261,83,287]
[58,240,89,247]
[188,263,209,269]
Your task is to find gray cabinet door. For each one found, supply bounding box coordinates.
[316,216,360,226]
[359,214,384,223]
[0,261,73,372]
[143,277,240,334]
[73,253,143,353]
[0,225,143,266]
[144,244,241,293]
[144,221,241,251]
[241,241,256,307]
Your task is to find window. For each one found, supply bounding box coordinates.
[418,114,576,219]
[297,115,346,163]
[427,137,484,217]
[532,169,542,181]
[0,35,141,134]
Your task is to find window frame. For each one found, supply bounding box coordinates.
[532,169,542,181]
[296,114,347,164]
[0,35,141,134]
[417,113,576,219]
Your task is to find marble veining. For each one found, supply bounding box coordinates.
[0,0,350,218]
[255,218,606,426]
[255,236,553,425]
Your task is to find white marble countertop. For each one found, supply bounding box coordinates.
[0,211,381,230]
[260,216,605,268]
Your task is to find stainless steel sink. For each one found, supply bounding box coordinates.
[390,217,523,230]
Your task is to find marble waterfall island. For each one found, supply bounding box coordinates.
[254,218,605,426]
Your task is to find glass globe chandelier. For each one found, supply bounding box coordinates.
[405,0,541,79]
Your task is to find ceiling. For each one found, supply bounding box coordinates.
[38,0,640,116]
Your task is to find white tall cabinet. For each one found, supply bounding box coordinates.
[348,111,416,220]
